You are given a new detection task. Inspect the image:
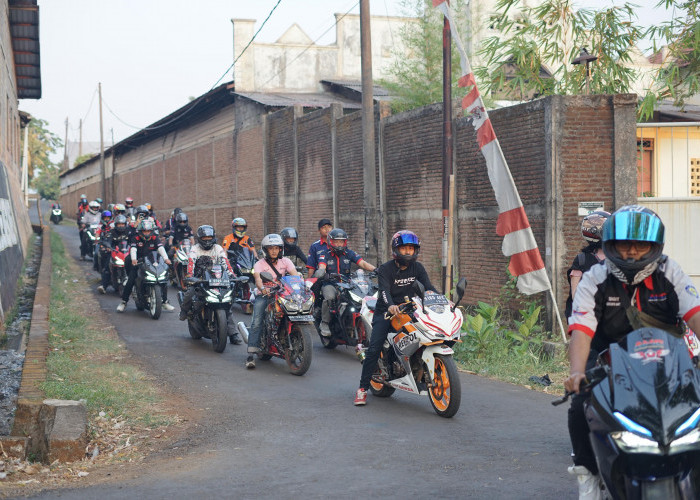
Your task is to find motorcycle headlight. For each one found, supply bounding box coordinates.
[610,431,661,455]
[302,295,314,312]
[223,290,233,301]
[158,270,168,280]
[205,290,221,303]
[280,297,299,313]
[145,272,157,282]
[674,407,700,437]
[348,291,363,303]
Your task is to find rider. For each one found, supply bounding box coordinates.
[306,218,332,277]
[564,211,610,318]
[280,227,307,273]
[245,234,299,369]
[163,208,183,241]
[113,203,127,218]
[97,214,129,294]
[316,228,376,336]
[167,212,194,259]
[124,197,136,218]
[95,209,113,272]
[76,194,89,224]
[354,230,438,406]
[565,205,700,499]
[78,200,101,260]
[116,219,174,313]
[222,217,256,253]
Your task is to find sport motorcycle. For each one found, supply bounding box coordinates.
[228,244,256,314]
[171,239,192,291]
[107,240,129,295]
[50,206,62,224]
[132,251,169,320]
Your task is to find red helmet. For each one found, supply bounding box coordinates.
[125,197,134,207]
[391,230,420,266]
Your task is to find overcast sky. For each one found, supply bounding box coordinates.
[19,0,671,158]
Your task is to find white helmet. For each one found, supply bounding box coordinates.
[88,201,100,214]
[261,234,284,258]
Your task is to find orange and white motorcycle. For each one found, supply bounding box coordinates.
[366,278,467,418]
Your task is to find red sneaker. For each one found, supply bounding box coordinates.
[354,388,367,406]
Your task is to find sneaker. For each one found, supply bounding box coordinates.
[320,322,331,337]
[353,388,367,406]
[116,301,127,313]
[246,356,256,369]
[97,285,106,294]
[162,301,175,311]
[229,334,242,345]
[568,465,603,500]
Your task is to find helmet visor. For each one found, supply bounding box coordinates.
[396,233,420,246]
[603,211,664,244]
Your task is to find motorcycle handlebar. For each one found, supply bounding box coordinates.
[551,366,608,406]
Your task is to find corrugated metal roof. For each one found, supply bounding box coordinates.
[234,91,362,109]
[9,0,41,99]
[653,101,700,122]
[320,79,391,97]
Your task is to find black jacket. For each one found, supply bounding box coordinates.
[375,259,438,315]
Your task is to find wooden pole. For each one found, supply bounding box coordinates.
[99,83,106,201]
[441,15,453,293]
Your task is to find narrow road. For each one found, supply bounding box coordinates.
[35,214,576,499]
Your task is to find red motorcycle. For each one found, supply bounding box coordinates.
[108,240,130,296]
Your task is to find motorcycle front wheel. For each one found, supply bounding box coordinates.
[188,318,203,340]
[148,286,162,320]
[428,354,461,418]
[369,351,395,397]
[285,324,313,376]
[210,309,228,353]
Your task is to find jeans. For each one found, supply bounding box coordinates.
[248,295,271,354]
[321,284,337,324]
[568,351,599,474]
[359,315,392,390]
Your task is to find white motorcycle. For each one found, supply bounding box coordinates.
[363,278,467,418]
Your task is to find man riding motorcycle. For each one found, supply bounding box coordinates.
[280,227,307,273]
[79,201,101,260]
[245,234,299,369]
[97,215,129,294]
[222,217,256,253]
[315,228,376,336]
[167,212,193,259]
[306,218,332,278]
[565,205,700,499]
[354,230,438,406]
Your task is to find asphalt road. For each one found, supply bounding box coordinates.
[32,207,576,499]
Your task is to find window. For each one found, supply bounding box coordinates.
[637,139,653,197]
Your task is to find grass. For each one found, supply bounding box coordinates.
[42,230,173,427]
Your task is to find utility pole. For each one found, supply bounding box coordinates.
[21,124,29,207]
[231,19,235,82]
[360,0,378,262]
[441,14,453,293]
[78,118,82,158]
[63,117,68,171]
[99,82,106,201]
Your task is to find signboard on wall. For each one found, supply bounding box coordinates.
[578,201,604,216]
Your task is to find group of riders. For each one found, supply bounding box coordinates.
[77,193,700,498]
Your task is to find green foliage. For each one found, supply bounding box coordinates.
[74,153,94,166]
[26,118,62,180]
[33,166,61,200]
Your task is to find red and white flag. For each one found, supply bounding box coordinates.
[433,0,549,295]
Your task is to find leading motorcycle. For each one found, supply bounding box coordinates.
[132,251,169,320]
[367,278,467,418]
[237,273,314,376]
[553,327,700,499]
[50,206,63,224]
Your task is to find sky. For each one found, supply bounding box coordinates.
[19,0,672,160]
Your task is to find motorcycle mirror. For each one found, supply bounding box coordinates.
[260,272,274,283]
[313,268,326,279]
[452,277,468,312]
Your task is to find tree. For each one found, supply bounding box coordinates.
[26,117,62,180]
[33,166,60,200]
[74,153,94,167]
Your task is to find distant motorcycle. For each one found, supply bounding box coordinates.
[237,273,314,376]
[50,206,62,224]
[368,278,467,418]
[228,244,256,314]
[171,239,192,291]
[133,251,169,320]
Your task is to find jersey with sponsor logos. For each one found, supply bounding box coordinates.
[374,259,438,315]
[568,257,700,354]
[318,248,362,277]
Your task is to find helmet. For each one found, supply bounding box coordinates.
[602,205,665,284]
[261,234,284,259]
[175,212,188,225]
[101,210,112,220]
[280,227,298,250]
[113,215,128,233]
[391,230,421,266]
[138,219,155,237]
[125,197,134,207]
[88,200,100,213]
[107,203,115,213]
[135,205,150,219]
[232,217,247,237]
[95,198,103,209]
[113,203,126,215]
[196,225,216,250]
[145,202,152,212]
[581,211,610,243]
[328,228,348,255]
[173,207,182,216]
[80,194,87,201]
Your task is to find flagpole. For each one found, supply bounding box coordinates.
[547,286,568,343]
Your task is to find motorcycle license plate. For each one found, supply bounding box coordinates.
[288,315,313,322]
[209,279,229,287]
[423,294,449,306]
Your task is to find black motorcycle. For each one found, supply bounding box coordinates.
[50,206,62,224]
[132,251,169,320]
[227,244,256,314]
[178,257,247,353]
[314,269,377,361]
[553,327,700,499]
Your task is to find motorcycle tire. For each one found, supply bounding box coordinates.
[148,287,162,320]
[211,309,228,353]
[285,324,313,376]
[187,319,203,340]
[369,352,396,398]
[428,354,461,418]
[354,316,372,346]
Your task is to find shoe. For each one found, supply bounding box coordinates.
[354,388,367,406]
[568,465,603,500]
[229,334,242,345]
[97,285,106,294]
[246,356,256,369]
[320,322,331,337]
[178,309,187,321]
[116,301,127,313]
[162,301,175,311]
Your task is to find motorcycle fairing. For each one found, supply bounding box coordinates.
[421,345,455,380]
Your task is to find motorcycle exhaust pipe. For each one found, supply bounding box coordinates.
[237,322,249,344]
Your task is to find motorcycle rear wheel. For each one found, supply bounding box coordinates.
[285,325,313,376]
[369,351,395,397]
[428,354,461,418]
[211,309,228,353]
[148,287,162,320]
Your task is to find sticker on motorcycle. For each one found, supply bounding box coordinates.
[395,331,418,352]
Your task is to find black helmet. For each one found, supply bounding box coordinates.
[328,228,348,255]
[196,225,216,250]
[113,215,128,234]
[175,212,188,225]
[280,227,298,250]
[135,204,150,219]
[391,230,420,266]
[173,207,182,216]
[602,205,665,284]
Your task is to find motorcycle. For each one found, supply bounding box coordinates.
[50,206,62,224]
[179,257,247,353]
[237,273,314,376]
[367,278,467,418]
[314,269,378,361]
[82,223,100,261]
[553,327,700,499]
[132,251,169,320]
[171,239,192,291]
[228,244,256,314]
[107,240,129,296]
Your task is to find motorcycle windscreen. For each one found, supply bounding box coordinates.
[280,275,311,303]
[606,327,700,445]
[230,246,256,270]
